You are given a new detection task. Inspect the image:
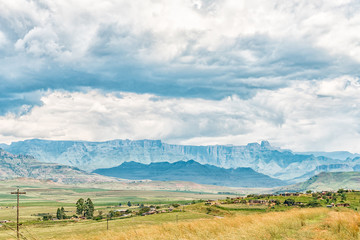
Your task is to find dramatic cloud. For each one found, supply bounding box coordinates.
[1,1,360,104]
[1,76,359,152]
[1,0,360,151]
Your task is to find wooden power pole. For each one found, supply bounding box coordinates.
[11,189,26,240]
[107,215,109,230]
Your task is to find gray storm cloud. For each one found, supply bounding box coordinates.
[0,0,360,151]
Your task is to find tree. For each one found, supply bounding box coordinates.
[127,201,132,207]
[76,198,85,216]
[43,215,53,221]
[84,198,95,218]
[57,207,66,219]
[338,189,345,194]
[139,207,151,215]
[284,199,295,206]
[307,200,321,207]
[56,208,62,219]
[61,207,66,219]
[108,210,115,219]
[341,194,347,201]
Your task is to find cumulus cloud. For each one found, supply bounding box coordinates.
[1,0,360,112]
[1,0,360,151]
[1,76,360,152]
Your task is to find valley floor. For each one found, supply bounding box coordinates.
[2,180,360,240]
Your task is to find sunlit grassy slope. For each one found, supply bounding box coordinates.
[3,207,360,240]
[281,172,360,192]
[58,208,360,240]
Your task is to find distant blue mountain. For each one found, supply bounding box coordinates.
[298,151,360,160]
[0,148,117,184]
[3,139,360,182]
[93,160,287,188]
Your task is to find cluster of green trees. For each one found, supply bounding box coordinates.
[41,208,68,221]
[56,207,67,219]
[76,198,95,218]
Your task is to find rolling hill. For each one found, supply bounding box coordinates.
[279,172,360,192]
[93,160,287,188]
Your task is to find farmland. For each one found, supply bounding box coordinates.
[1,180,360,239]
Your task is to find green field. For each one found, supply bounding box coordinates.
[1,180,360,240]
[0,179,237,239]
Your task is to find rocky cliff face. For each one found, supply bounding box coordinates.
[0,148,118,184]
[2,139,358,182]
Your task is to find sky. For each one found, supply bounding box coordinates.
[0,0,360,152]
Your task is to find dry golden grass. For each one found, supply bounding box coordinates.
[65,208,330,240]
[314,209,360,240]
[4,207,360,239]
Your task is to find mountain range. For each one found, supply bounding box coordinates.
[0,148,118,184]
[296,151,360,160]
[2,139,360,182]
[93,160,287,188]
[3,143,360,191]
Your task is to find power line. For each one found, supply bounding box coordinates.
[2,223,29,240]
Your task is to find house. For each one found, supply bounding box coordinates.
[205,200,217,205]
[280,193,298,197]
[0,220,10,223]
[336,203,350,207]
[234,197,244,200]
[141,210,156,216]
[248,199,268,205]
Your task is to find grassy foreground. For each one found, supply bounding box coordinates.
[2,180,360,240]
[63,208,360,240]
[2,207,360,239]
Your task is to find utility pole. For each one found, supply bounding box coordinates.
[107,214,109,230]
[11,188,26,240]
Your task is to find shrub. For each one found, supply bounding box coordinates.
[42,215,53,221]
[284,199,295,206]
[307,201,321,207]
[139,207,151,215]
